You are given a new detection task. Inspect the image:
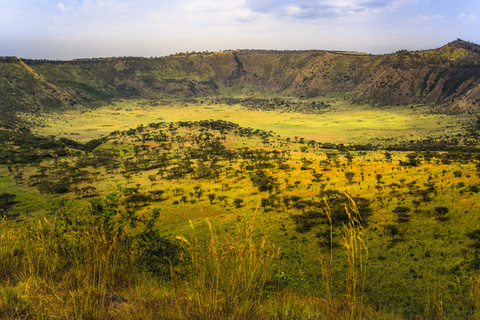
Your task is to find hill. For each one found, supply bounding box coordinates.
[1,39,480,127]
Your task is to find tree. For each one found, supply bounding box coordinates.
[433,207,449,221]
[300,157,313,169]
[250,170,276,193]
[312,172,324,183]
[393,206,411,222]
[181,195,188,204]
[406,181,417,195]
[404,153,419,166]
[233,198,243,208]
[345,171,355,184]
[326,152,338,162]
[0,193,16,206]
[384,152,392,162]
[261,198,272,211]
[207,193,216,205]
[384,224,402,241]
[0,193,16,215]
[387,183,400,192]
[466,229,480,269]
[344,153,354,163]
[412,200,421,213]
[150,190,166,201]
[319,160,331,171]
[453,171,462,178]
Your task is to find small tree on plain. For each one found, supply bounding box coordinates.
[433,206,449,221]
[233,198,243,208]
[393,206,411,223]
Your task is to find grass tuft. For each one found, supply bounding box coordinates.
[173,211,280,319]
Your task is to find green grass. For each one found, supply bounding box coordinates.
[34,100,471,144]
[0,167,55,218]
[2,104,480,319]
[1,191,387,319]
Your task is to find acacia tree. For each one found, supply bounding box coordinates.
[345,171,355,185]
[233,198,243,208]
[412,200,421,213]
[433,207,449,221]
[393,206,411,222]
[406,181,418,195]
[0,193,16,216]
[250,170,276,193]
[207,193,216,204]
[466,230,480,269]
[404,153,420,166]
[384,224,402,241]
[344,153,354,163]
[312,172,324,183]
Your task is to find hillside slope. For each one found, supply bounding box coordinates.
[1,40,480,127]
[0,57,77,127]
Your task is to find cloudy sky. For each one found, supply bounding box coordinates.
[1,0,479,59]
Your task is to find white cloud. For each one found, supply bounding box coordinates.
[2,0,477,60]
[57,2,67,11]
[459,12,478,20]
[407,13,444,24]
[57,2,74,12]
[245,0,416,19]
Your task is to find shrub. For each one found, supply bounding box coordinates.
[453,170,462,177]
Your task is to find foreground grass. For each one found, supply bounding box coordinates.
[0,194,388,319]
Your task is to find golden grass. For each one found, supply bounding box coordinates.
[173,211,280,319]
[1,198,380,319]
[316,194,369,320]
[34,100,470,144]
[4,109,480,318]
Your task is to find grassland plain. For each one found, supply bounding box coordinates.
[33,100,471,144]
[2,101,480,319]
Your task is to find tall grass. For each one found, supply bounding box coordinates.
[15,202,138,318]
[0,217,30,318]
[173,212,280,319]
[0,216,22,282]
[470,276,480,320]
[1,195,399,319]
[0,195,178,319]
[317,193,369,319]
[423,275,480,319]
[425,278,445,320]
[341,194,368,319]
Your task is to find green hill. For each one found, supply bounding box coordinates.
[2,39,480,128]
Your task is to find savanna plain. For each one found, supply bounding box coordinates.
[2,98,480,320]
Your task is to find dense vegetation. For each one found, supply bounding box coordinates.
[2,115,480,318]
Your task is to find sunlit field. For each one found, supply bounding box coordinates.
[33,100,471,144]
[2,99,479,319]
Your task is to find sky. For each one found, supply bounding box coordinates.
[0,0,479,60]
